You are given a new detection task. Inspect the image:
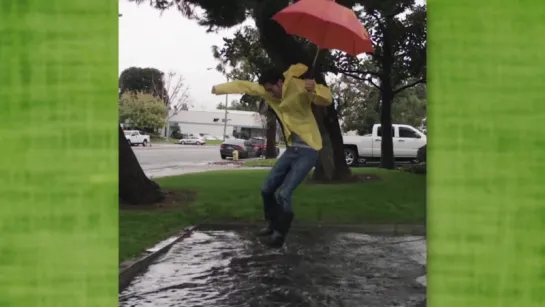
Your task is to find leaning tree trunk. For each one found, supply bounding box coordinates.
[118,125,165,205]
[265,109,277,159]
[255,0,352,182]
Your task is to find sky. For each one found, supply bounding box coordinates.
[119,0,425,111]
[119,0,249,110]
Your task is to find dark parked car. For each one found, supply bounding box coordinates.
[220,139,257,160]
[249,137,280,157]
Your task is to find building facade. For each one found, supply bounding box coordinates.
[167,110,266,139]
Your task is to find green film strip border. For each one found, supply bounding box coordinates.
[428,0,545,306]
[1,0,545,306]
[0,1,119,306]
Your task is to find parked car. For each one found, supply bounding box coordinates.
[343,124,427,166]
[220,139,257,159]
[249,137,280,157]
[179,135,206,145]
[124,130,150,147]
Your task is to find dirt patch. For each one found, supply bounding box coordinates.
[120,189,197,212]
[309,173,382,184]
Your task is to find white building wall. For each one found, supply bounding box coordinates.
[177,123,227,138]
[168,110,265,138]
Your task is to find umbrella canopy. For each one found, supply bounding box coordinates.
[272,0,373,57]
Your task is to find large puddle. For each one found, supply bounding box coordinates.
[120,230,426,307]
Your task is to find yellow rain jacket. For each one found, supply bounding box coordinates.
[213,64,332,150]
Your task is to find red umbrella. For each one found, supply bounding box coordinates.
[273,0,373,69]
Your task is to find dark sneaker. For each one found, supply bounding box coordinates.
[258,202,278,237]
[256,222,274,237]
[263,231,285,248]
[263,212,294,248]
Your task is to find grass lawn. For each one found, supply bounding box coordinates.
[244,159,278,167]
[150,136,178,144]
[205,139,223,145]
[119,168,426,261]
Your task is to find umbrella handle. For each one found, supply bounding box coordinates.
[307,47,321,104]
[309,48,320,78]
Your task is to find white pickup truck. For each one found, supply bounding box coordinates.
[343,124,427,166]
[124,130,150,147]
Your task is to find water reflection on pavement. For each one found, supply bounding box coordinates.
[120,230,426,307]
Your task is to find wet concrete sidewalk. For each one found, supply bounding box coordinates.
[120,229,426,307]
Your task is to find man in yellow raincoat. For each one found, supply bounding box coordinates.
[211,63,332,247]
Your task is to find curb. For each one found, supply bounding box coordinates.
[119,225,197,293]
[200,223,426,236]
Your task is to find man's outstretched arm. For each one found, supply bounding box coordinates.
[212,80,269,98]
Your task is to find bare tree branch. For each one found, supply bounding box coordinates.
[336,69,382,78]
[393,78,425,95]
[340,72,364,82]
[342,72,381,90]
[164,71,192,118]
[366,78,381,89]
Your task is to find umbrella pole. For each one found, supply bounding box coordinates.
[309,48,320,78]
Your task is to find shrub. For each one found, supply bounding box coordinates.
[398,163,427,175]
[169,123,183,139]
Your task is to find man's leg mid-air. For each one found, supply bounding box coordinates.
[265,147,319,248]
[258,148,295,236]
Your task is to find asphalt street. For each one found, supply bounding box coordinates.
[133,144,285,178]
[133,144,413,179]
[134,144,221,168]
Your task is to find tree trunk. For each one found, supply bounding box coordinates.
[379,26,396,170]
[118,125,165,205]
[379,88,395,169]
[316,103,352,180]
[265,109,277,158]
[255,0,352,182]
[311,104,335,180]
[310,102,351,181]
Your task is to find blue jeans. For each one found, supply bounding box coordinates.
[261,146,319,215]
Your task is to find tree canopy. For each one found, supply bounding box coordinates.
[211,28,267,111]
[332,77,427,135]
[119,92,167,131]
[119,67,166,99]
[132,0,426,172]
[216,99,257,111]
